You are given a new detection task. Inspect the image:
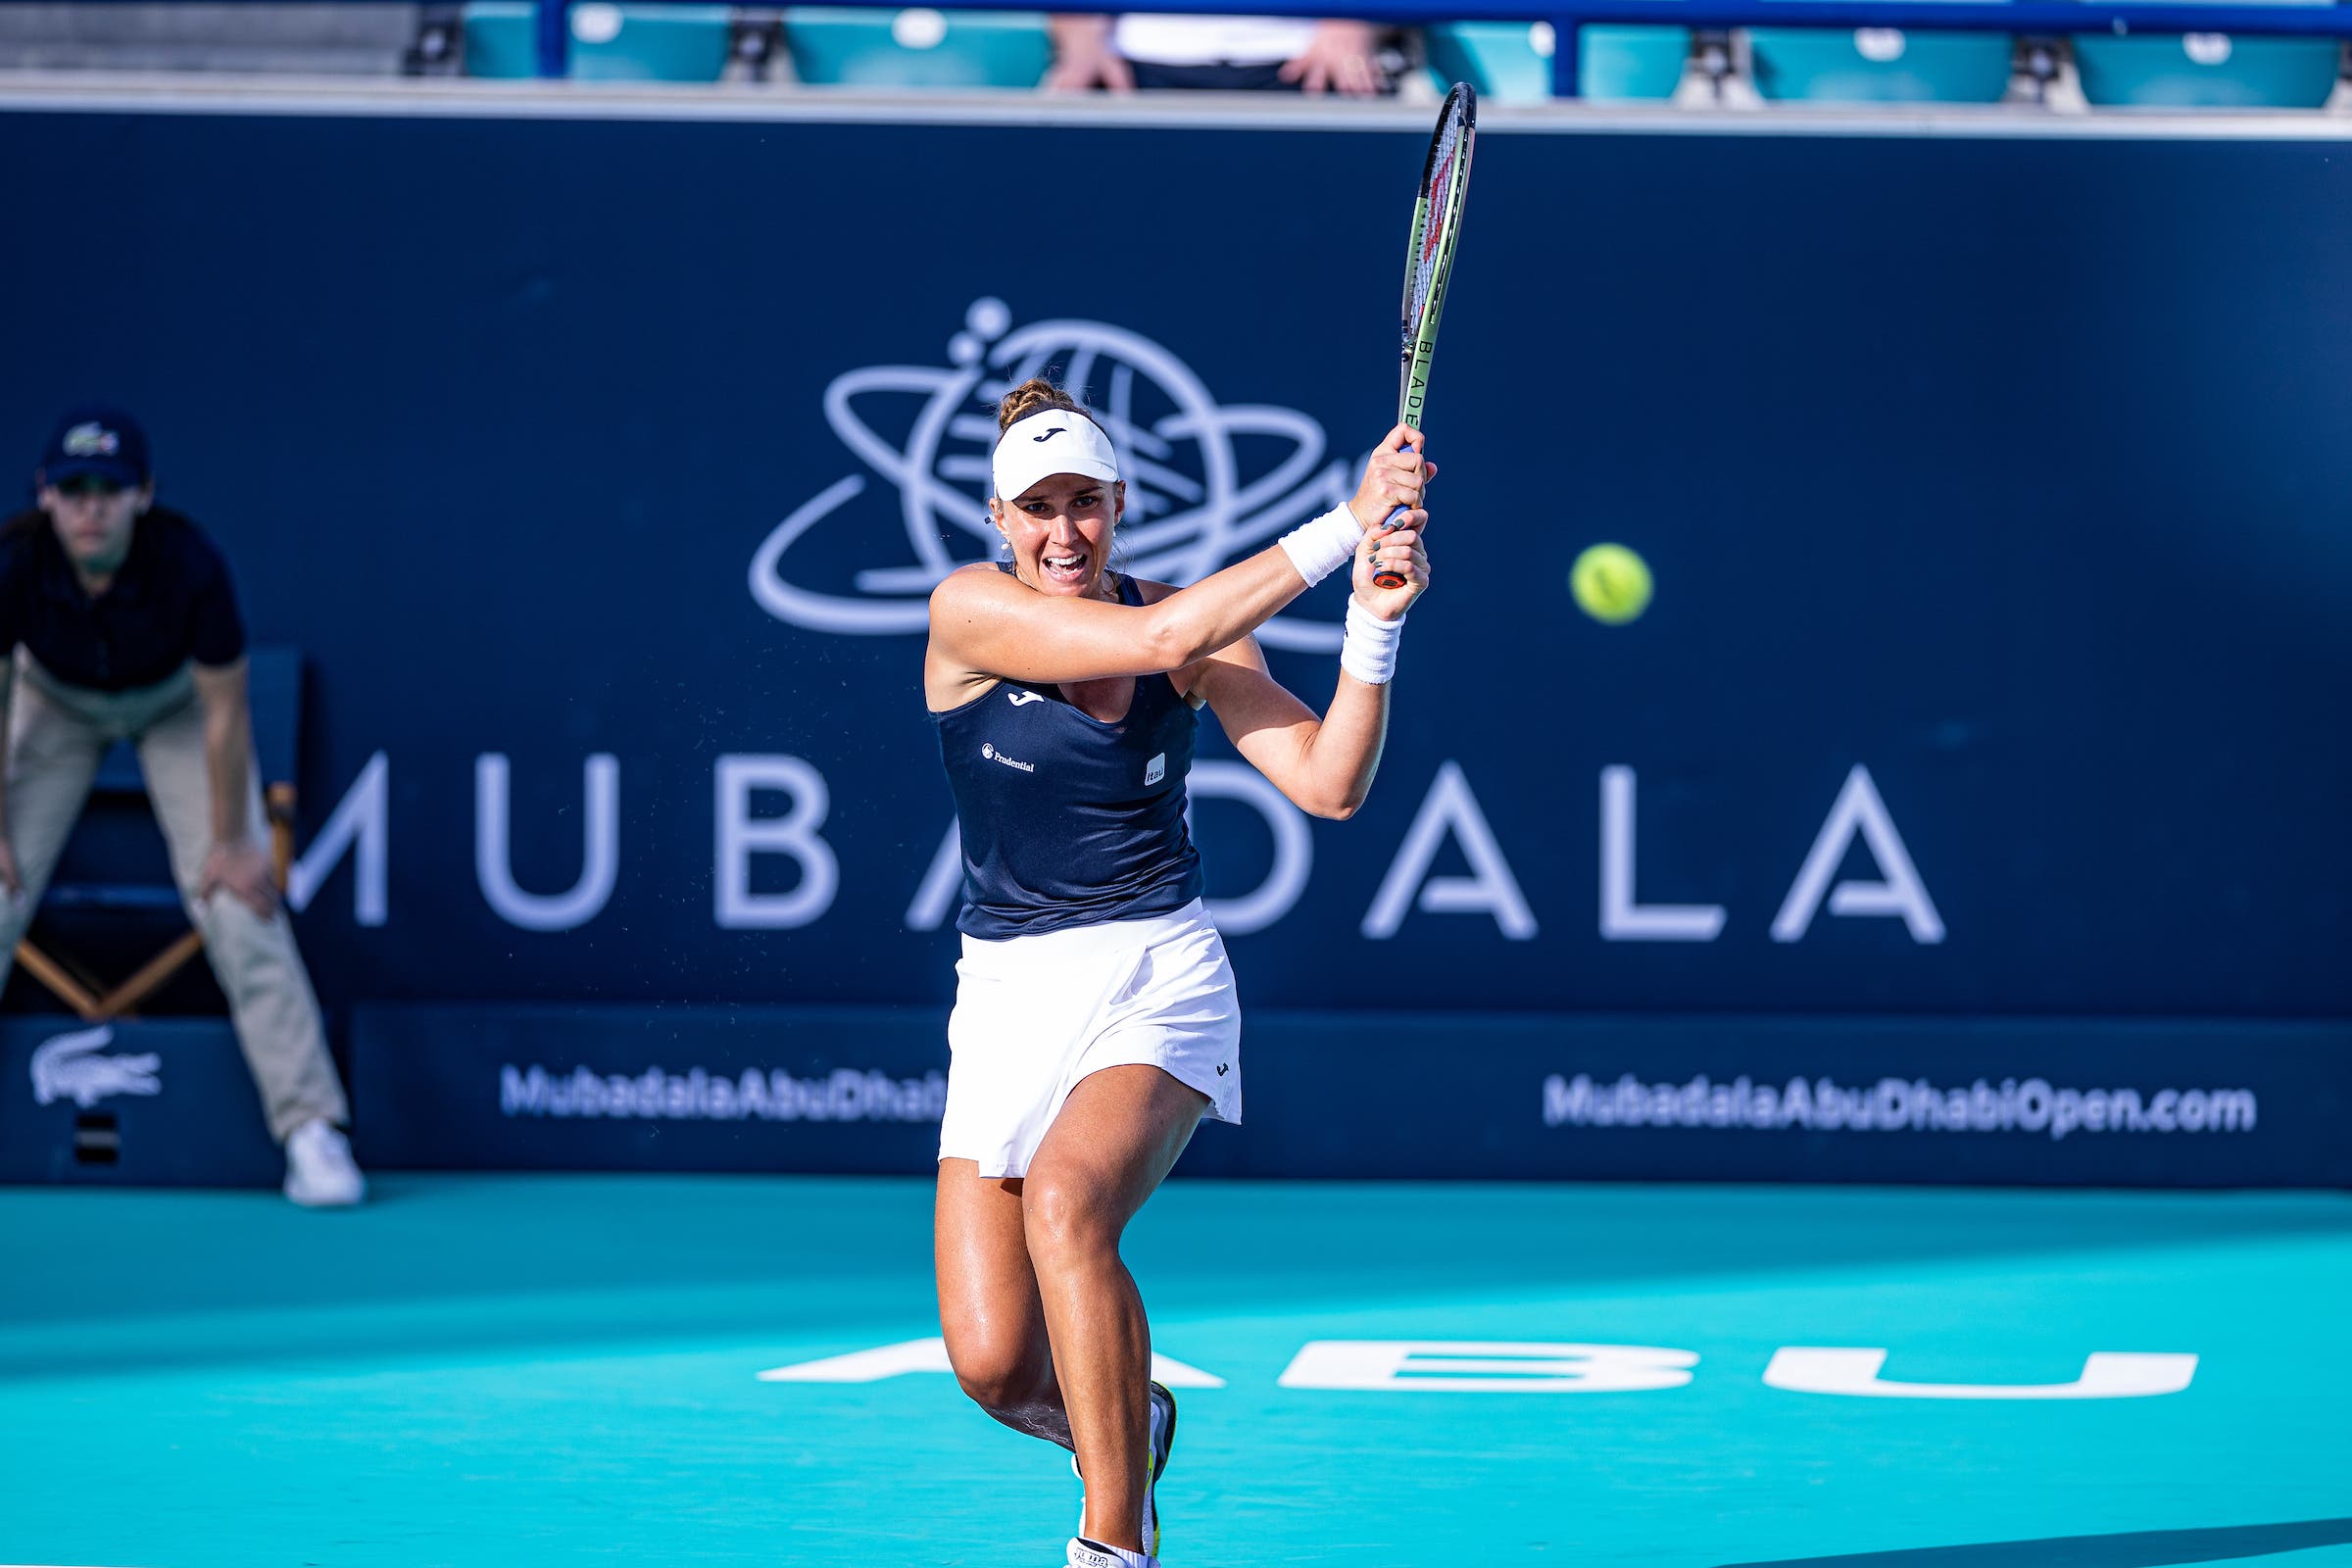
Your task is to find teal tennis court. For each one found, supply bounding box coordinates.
[4,1176,2347,1567]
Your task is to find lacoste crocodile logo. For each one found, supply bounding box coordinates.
[30,1024,161,1108]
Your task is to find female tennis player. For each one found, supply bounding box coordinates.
[926,377,1432,1568]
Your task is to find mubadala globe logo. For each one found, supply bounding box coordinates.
[750,298,1353,651]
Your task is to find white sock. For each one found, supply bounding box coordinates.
[1067,1537,1152,1568]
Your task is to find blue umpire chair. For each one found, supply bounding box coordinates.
[14,647,304,1023]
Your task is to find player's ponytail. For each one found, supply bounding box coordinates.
[997,377,1090,433]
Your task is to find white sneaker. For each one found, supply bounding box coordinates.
[283,1118,366,1207]
[1142,1381,1174,1557]
[1066,1539,1153,1568]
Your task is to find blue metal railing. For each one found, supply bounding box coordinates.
[11,0,2351,99]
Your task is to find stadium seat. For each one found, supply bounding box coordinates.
[781,8,1051,87]
[463,1,735,80]
[1425,21,1550,101]
[1584,24,1697,97]
[1424,20,1691,101]
[2073,0,2342,109]
[1746,22,2016,101]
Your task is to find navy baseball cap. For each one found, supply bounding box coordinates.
[38,406,151,489]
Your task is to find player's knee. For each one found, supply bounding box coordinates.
[948,1337,1048,1412]
[1020,1173,1120,1265]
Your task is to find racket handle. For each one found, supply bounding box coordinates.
[1371,435,1427,590]
[1372,505,1410,590]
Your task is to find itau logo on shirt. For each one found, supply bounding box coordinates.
[1145,753,1166,787]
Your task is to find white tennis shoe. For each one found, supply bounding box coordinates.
[283,1118,366,1207]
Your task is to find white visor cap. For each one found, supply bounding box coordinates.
[992,408,1121,504]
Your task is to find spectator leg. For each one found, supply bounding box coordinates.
[0,671,111,986]
[136,696,349,1144]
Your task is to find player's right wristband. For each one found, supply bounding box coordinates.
[1278,504,1361,587]
[1340,597,1404,685]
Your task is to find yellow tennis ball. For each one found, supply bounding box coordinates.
[1571,544,1653,625]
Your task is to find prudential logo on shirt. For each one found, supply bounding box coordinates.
[980,743,1035,775]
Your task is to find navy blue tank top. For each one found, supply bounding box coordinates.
[931,568,1204,940]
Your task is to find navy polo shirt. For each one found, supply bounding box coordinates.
[0,507,247,692]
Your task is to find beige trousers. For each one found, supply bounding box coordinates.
[0,653,348,1143]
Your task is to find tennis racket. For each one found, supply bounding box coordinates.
[1377,80,1477,590]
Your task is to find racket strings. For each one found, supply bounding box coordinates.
[1406,114,1469,330]
[1383,83,1474,587]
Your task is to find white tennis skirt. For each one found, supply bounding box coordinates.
[939,898,1243,1179]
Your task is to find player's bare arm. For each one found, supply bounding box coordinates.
[1177,502,1433,820]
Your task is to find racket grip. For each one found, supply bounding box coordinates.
[1371,504,1411,590]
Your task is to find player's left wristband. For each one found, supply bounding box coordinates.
[1341,597,1404,685]
[1278,504,1362,587]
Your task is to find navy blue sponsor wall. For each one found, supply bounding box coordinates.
[1,104,2346,1184]
[350,1004,2352,1188]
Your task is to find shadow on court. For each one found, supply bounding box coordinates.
[1722,1517,2352,1567]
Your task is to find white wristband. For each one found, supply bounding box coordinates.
[1340,597,1404,685]
[1278,504,1361,587]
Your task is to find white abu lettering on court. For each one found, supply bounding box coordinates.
[757,1338,2197,1399]
[758,1338,1226,1389]
[749,298,1355,651]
